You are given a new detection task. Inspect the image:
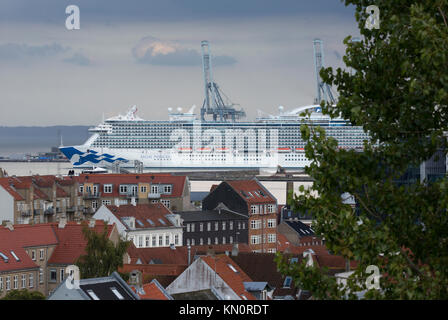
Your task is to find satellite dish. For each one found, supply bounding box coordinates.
[168,107,173,112]
[177,107,182,112]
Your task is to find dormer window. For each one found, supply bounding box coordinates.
[163,185,172,194]
[104,184,113,193]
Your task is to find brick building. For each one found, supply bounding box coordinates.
[202,179,278,253]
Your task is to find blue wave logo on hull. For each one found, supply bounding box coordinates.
[59,147,128,165]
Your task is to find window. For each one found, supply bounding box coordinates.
[207,238,211,245]
[283,276,292,288]
[119,185,128,194]
[102,200,111,206]
[145,236,150,247]
[152,235,156,247]
[191,224,195,232]
[268,204,276,213]
[229,236,233,244]
[39,269,44,284]
[215,222,219,231]
[251,205,258,214]
[200,238,203,245]
[0,277,3,291]
[251,220,261,229]
[174,234,179,245]
[22,274,26,288]
[268,219,276,228]
[104,184,113,193]
[87,290,100,300]
[92,200,98,210]
[207,222,211,231]
[6,276,10,291]
[110,287,124,300]
[191,238,195,246]
[215,237,218,244]
[199,223,203,232]
[268,248,277,253]
[39,249,45,261]
[161,199,170,208]
[29,273,34,288]
[165,235,170,246]
[268,233,276,243]
[151,185,159,194]
[140,185,147,193]
[251,235,261,245]
[229,221,233,230]
[30,250,36,261]
[222,237,226,244]
[186,224,190,232]
[13,275,18,289]
[159,236,163,246]
[60,269,65,282]
[222,222,226,231]
[79,185,84,194]
[163,185,172,194]
[137,236,143,248]
[50,269,57,282]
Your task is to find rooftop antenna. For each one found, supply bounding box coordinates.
[313,39,336,106]
[200,40,245,122]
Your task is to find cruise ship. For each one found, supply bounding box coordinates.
[59,40,369,171]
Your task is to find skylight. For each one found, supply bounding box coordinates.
[0,252,9,263]
[86,290,100,300]
[136,219,144,227]
[158,218,166,225]
[110,287,125,300]
[10,251,20,262]
[227,264,238,273]
[146,219,155,226]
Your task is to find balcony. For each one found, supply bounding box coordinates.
[83,192,101,200]
[126,192,139,199]
[148,193,161,199]
[66,206,76,212]
[21,210,32,217]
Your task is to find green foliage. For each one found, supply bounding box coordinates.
[75,224,130,279]
[1,289,46,300]
[277,0,448,299]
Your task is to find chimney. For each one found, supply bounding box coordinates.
[187,245,191,266]
[2,221,14,231]
[231,243,239,257]
[58,216,67,229]
[129,270,143,294]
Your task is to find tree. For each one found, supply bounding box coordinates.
[76,223,130,279]
[276,0,448,299]
[1,289,46,300]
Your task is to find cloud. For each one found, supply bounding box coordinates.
[0,42,69,60]
[132,37,236,67]
[63,53,91,66]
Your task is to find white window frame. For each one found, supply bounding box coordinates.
[104,184,113,194]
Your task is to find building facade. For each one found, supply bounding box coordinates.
[202,179,278,253]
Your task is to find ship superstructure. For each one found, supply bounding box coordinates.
[60,40,369,171]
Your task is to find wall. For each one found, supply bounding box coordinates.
[0,187,14,223]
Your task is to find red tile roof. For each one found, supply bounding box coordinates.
[48,221,114,265]
[226,180,276,204]
[0,180,24,200]
[119,264,187,277]
[201,254,256,300]
[106,204,174,229]
[74,173,186,198]
[127,245,189,265]
[139,281,171,300]
[0,228,39,272]
[7,224,58,248]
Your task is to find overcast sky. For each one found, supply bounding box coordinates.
[0,0,359,126]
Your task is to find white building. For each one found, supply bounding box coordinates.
[93,203,183,248]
